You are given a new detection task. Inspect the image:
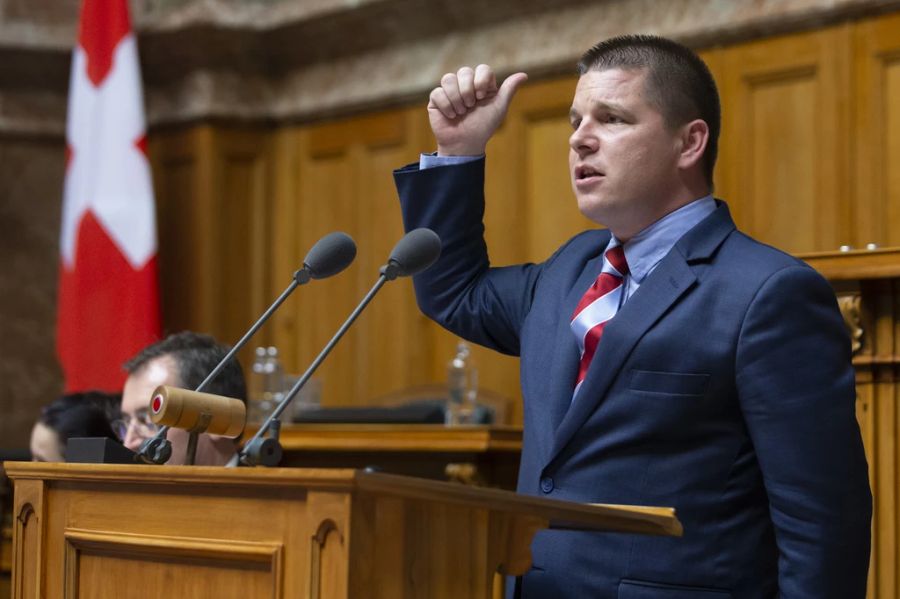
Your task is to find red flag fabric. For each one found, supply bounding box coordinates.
[57,0,161,393]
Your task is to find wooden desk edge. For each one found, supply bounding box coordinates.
[2,462,680,538]
[254,424,523,453]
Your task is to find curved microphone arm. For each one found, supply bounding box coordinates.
[136,278,302,464]
[240,274,388,466]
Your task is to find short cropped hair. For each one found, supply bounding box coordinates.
[577,34,720,185]
[124,331,247,402]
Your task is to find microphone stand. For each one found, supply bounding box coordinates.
[241,273,391,466]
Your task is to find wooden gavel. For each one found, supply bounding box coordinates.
[148,385,246,438]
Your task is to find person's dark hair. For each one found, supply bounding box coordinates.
[39,391,121,448]
[577,34,721,185]
[123,331,247,402]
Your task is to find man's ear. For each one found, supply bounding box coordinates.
[677,119,709,171]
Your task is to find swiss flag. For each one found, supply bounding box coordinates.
[57,0,161,393]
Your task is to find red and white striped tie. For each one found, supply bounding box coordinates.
[570,245,629,397]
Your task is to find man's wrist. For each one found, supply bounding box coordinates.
[437,143,487,157]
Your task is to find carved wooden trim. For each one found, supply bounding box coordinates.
[309,518,342,599]
[12,503,35,598]
[838,293,864,355]
[63,529,284,599]
[445,462,487,486]
[63,527,283,561]
[488,513,546,576]
[11,478,44,599]
[800,247,900,280]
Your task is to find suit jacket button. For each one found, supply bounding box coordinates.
[540,476,554,493]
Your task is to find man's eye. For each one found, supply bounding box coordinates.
[570,118,581,130]
[605,114,623,124]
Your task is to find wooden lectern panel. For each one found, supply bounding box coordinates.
[67,533,279,599]
[5,463,680,599]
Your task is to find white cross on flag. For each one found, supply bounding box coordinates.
[57,0,161,392]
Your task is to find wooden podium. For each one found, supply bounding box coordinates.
[5,462,680,599]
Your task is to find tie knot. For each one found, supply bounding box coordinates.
[605,245,629,276]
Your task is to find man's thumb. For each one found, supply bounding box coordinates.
[497,72,528,107]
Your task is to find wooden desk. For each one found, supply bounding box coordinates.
[258,424,523,489]
[5,462,679,599]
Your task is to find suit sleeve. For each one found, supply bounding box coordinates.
[735,265,872,598]
[394,157,542,356]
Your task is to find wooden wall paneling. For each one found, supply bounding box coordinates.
[854,12,900,249]
[856,277,900,599]
[508,76,593,263]
[208,127,273,366]
[697,47,727,196]
[350,109,435,401]
[872,362,898,599]
[150,126,273,369]
[885,278,900,599]
[270,127,304,371]
[282,108,436,409]
[855,369,877,598]
[291,123,360,408]
[149,126,217,334]
[718,25,853,255]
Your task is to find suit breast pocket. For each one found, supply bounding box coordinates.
[628,370,710,397]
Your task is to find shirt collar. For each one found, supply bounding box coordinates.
[608,196,716,283]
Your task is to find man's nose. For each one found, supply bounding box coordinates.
[123,424,143,451]
[569,123,598,156]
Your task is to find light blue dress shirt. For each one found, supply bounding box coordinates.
[613,197,716,304]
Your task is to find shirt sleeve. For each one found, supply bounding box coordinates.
[419,152,484,170]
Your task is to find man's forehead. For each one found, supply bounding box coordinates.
[122,355,179,412]
[570,67,652,119]
[575,67,647,95]
[139,355,178,384]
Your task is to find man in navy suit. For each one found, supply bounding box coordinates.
[394,35,871,598]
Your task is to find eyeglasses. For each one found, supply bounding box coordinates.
[111,409,160,441]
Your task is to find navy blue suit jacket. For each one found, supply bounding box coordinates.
[395,158,871,599]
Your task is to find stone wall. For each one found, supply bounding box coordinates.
[0,137,65,449]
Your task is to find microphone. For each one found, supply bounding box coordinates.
[381,228,442,280]
[137,231,357,465]
[240,228,442,466]
[296,231,358,282]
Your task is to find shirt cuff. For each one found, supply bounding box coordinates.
[419,152,484,170]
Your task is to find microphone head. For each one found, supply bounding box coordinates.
[383,228,441,280]
[303,232,357,280]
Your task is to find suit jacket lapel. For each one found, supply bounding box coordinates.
[544,201,737,467]
[546,250,608,436]
[547,252,697,463]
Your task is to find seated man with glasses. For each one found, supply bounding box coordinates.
[119,331,247,466]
